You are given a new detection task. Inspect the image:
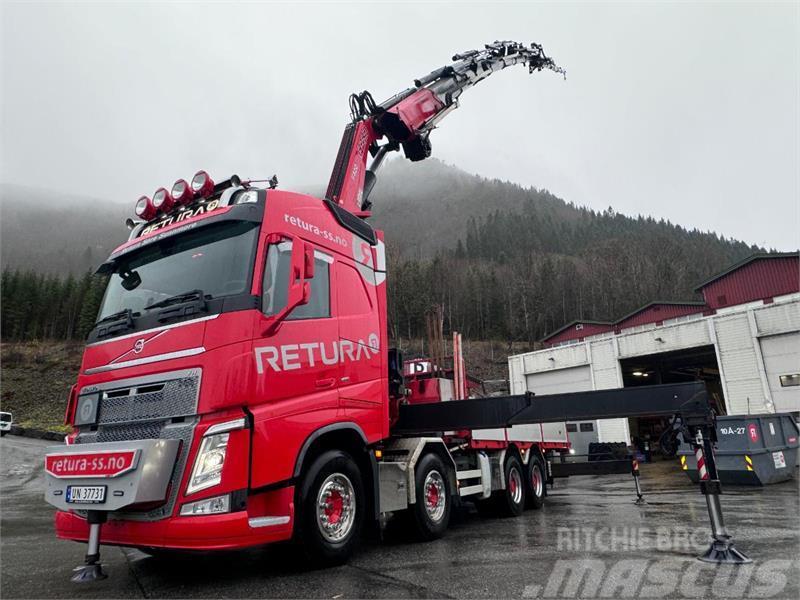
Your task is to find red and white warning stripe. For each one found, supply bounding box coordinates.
[695,446,708,480]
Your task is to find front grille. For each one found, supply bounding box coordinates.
[75,369,200,521]
[95,376,198,425]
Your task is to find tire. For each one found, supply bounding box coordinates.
[525,456,545,510]
[295,450,364,566]
[496,454,526,517]
[1,431,7,437]
[406,453,451,541]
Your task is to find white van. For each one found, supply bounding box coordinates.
[0,412,12,436]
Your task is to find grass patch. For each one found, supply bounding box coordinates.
[1,341,83,431]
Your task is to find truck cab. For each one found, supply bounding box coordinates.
[48,178,390,562]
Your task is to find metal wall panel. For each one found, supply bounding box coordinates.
[522,344,588,374]
[588,339,620,390]
[754,300,800,337]
[508,356,526,395]
[759,332,800,413]
[714,314,769,414]
[588,339,630,444]
[617,319,711,358]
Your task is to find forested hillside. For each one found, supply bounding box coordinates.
[372,160,760,343]
[1,161,761,345]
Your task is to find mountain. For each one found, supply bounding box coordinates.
[1,161,761,344]
[369,158,571,258]
[1,185,129,276]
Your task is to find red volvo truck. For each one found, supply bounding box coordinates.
[44,42,569,580]
[44,41,749,581]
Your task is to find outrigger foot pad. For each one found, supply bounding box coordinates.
[634,496,647,505]
[71,563,107,582]
[698,535,752,564]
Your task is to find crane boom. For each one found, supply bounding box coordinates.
[325,41,564,217]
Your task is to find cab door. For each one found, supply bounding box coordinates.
[250,235,339,488]
[336,257,383,440]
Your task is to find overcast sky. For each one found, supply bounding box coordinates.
[2,1,798,250]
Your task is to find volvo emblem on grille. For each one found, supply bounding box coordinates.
[133,338,146,354]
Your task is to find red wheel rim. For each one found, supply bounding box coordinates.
[324,489,344,524]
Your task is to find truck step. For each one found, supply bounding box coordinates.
[456,469,482,480]
[458,484,484,497]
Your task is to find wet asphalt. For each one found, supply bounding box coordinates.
[1,435,798,599]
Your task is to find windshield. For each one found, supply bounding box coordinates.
[97,221,259,320]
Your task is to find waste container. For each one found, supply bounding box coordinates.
[678,413,800,485]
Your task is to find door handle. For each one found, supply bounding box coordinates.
[315,378,336,389]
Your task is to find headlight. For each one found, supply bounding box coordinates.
[187,433,229,495]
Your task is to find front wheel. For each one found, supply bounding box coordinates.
[406,453,452,541]
[296,450,364,566]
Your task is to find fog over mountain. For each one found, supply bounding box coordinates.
[1,159,761,277]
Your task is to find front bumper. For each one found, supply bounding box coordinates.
[45,439,180,512]
[54,485,296,550]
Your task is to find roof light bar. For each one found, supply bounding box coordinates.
[191,170,214,198]
[171,179,194,205]
[134,196,156,220]
[152,187,175,213]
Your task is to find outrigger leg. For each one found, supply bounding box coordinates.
[692,428,752,564]
[71,511,108,582]
[631,458,646,505]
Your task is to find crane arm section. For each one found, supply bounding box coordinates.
[325,41,564,218]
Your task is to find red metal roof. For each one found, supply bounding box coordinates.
[696,253,799,309]
[614,302,707,330]
[541,320,613,346]
[541,253,798,346]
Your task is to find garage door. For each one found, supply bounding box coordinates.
[760,332,800,413]
[525,366,592,395]
[525,367,598,454]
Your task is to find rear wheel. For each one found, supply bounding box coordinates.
[525,456,545,509]
[406,453,451,541]
[496,454,526,517]
[296,450,364,565]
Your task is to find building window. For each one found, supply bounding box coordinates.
[780,374,800,387]
[579,422,594,432]
[566,423,578,433]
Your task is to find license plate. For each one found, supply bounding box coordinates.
[66,485,107,504]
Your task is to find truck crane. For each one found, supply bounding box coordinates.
[43,41,748,583]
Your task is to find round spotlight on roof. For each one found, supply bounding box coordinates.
[191,170,215,198]
[152,187,175,213]
[134,196,156,220]
[171,179,194,205]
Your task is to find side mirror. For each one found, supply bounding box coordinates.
[263,238,310,334]
[304,244,315,279]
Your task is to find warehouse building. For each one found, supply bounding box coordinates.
[508,253,800,454]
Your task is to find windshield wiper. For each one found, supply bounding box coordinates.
[94,308,135,327]
[94,308,136,338]
[144,290,208,311]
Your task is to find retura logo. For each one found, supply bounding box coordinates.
[254,333,379,374]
